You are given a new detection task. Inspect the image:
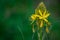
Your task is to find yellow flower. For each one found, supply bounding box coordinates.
[30,2,51,33]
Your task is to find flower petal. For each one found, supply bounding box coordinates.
[31,14,36,20]
[31,14,37,24]
[45,13,50,18]
[44,19,48,23]
[44,19,50,26]
[40,20,43,27]
[39,10,42,16]
[43,9,46,16]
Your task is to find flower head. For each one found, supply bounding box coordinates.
[30,2,51,33]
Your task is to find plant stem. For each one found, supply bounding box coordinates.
[38,28,42,40]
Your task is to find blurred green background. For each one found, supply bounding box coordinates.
[0,0,60,40]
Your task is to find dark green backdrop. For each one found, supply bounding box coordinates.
[0,0,60,40]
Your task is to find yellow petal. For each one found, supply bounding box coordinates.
[37,15,42,19]
[32,15,42,19]
[40,20,43,27]
[44,19,48,23]
[45,13,50,18]
[43,9,46,16]
[39,17,42,19]
[39,10,42,16]
[31,14,36,20]
[31,14,37,24]
[44,19,50,26]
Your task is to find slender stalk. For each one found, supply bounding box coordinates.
[17,26,24,40]
[32,32,35,40]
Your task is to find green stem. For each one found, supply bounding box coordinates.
[38,28,42,40]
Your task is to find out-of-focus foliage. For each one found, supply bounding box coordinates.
[0,0,60,40]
